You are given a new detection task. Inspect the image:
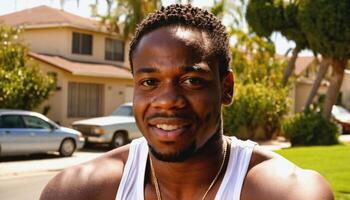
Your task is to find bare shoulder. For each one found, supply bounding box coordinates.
[241,146,334,200]
[40,145,130,200]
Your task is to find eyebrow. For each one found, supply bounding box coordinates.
[182,65,211,74]
[135,67,160,75]
[134,65,211,75]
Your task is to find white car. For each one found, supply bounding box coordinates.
[331,105,350,134]
[72,103,141,148]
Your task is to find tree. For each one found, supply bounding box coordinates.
[94,0,162,39]
[246,0,308,87]
[303,57,330,112]
[298,0,350,119]
[0,24,55,110]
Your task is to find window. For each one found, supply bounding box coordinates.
[68,82,104,118]
[105,38,124,61]
[112,106,133,116]
[72,32,93,55]
[0,115,25,128]
[22,116,52,129]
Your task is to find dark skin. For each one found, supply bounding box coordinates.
[40,26,334,200]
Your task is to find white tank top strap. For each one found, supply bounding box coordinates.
[215,136,257,200]
[116,137,149,200]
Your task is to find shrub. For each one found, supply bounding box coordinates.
[0,24,55,110]
[223,83,289,140]
[282,112,339,146]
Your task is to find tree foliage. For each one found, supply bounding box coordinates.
[298,0,350,60]
[94,0,162,39]
[246,0,308,50]
[246,0,308,87]
[224,83,289,139]
[0,24,55,110]
[230,29,285,88]
[224,29,289,139]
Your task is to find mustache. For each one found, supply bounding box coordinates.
[146,111,194,121]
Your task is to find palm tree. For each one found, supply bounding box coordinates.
[95,0,162,39]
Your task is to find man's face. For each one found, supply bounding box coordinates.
[132,26,232,162]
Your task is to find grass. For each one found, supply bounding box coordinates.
[275,143,350,200]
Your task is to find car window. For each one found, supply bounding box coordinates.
[112,106,133,116]
[22,115,52,129]
[0,115,25,128]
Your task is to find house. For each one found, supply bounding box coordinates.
[0,6,134,126]
[291,55,350,112]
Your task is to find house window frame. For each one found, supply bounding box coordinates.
[105,38,124,62]
[72,32,93,55]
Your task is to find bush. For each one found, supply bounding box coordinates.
[0,24,55,110]
[223,83,289,140]
[282,112,339,146]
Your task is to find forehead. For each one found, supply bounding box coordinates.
[132,26,212,65]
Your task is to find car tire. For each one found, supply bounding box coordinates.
[110,131,127,149]
[59,138,76,157]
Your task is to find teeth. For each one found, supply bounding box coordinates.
[156,124,181,131]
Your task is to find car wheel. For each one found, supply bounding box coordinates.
[59,139,76,157]
[110,131,127,149]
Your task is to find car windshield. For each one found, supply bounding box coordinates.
[111,106,133,116]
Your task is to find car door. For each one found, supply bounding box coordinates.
[21,115,58,152]
[0,115,30,156]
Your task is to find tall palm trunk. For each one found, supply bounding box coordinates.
[282,47,300,87]
[303,57,330,112]
[322,59,347,119]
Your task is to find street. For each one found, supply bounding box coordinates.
[0,171,58,200]
[0,147,107,200]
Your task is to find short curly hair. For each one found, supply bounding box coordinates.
[129,4,231,78]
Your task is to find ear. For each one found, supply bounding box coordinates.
[221,70,234,105]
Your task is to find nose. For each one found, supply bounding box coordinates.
[151,83,186,110]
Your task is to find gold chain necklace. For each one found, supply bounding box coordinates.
[149,138,228,200]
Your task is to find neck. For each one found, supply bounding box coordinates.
[147,134,229,199]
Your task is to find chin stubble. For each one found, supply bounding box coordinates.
[148,130,221,162]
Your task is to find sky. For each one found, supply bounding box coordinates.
[0,0,311,56]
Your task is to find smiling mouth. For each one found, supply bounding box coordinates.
[155,124,184,131]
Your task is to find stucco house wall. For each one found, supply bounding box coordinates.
[34,58,133,126]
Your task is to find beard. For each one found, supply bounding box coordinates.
[148,131,221,162]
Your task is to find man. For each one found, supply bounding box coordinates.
[41,4,333,200]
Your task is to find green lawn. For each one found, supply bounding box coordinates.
[276,144,350,200]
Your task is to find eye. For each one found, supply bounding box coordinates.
[140,79,158,87]
[182,77,205,89]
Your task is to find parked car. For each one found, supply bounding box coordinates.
[0,109,84,157]
[331,105,350,134]
[72,102,141,148]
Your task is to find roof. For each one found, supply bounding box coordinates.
[276,55,315,76]
[294,56,315,76]
[0,5,108,33]
[29,52,133,79]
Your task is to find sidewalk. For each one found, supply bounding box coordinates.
[257,134,350,151]
[257,136,291,151]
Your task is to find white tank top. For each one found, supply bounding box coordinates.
[116,136,256,200]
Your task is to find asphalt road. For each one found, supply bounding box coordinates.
[0,147,107,177]
[0,171,58,200]
[0,146,108,200]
